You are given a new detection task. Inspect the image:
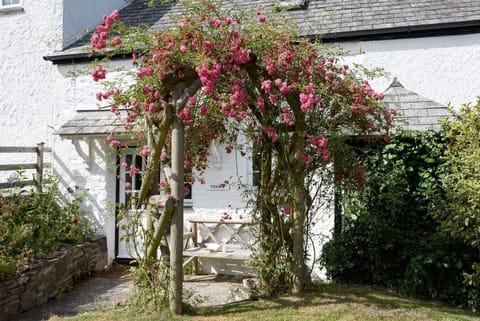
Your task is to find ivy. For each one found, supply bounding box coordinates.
[320,130,480,310]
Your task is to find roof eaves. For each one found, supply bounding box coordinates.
[44,52,98,64]
[317,19,480,42]
[43,48,136,65]
[44,17,480,64]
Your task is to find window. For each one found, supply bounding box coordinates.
[251,145,261,187]
[246,144,261,188]
[0,0,23,13]
[276,0,307,10]
[118,150,193,209]
[2,0,20,5]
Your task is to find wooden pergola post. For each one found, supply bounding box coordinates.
[170,83,185,315]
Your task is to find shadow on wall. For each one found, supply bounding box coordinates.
[52,141,112,234]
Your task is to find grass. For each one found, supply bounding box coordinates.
[48,283,479,321]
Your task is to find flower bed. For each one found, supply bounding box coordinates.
[0,176,91,280]
[0,236,107,321]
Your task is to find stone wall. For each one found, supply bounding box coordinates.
[0,236,107,321]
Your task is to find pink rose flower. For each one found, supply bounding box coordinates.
[92,65,107,82]
[282,204,292,214]
[111,36,123,47]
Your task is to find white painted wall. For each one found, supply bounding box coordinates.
[0,0,64,185]
[340,33,480,108]
[0,0,62,147]
[52,137,118,261]
[193,145,251,211]
[0,1,127,262]
[2,0,480,271]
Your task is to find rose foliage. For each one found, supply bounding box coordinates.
[90,0,393,300]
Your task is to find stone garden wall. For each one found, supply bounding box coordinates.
[0,236,107,321]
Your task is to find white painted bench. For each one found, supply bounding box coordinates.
[182,215,255,272]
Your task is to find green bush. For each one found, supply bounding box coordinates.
[0,175,89,279]
[320,130,480,310]
[433,100,480,288]
[402,233,478,307]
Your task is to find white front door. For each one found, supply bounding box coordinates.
[116,151,148,259]
[115,150,193,259]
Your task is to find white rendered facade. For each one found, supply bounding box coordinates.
[1,2,480,276]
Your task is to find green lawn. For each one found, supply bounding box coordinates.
[50,283,479,321]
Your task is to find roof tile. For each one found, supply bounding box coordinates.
[114,0,480,39]
[383,78,450,131]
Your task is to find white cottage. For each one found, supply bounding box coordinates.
[1,0,479,278]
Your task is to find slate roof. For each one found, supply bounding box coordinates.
[45,0,480,62]
[56,110,126,137]
[383,78,449,131]
[57,78,448,137]
[133,0,480,40]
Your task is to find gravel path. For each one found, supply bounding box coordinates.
[11,265,252,321]
[11,265,133,321]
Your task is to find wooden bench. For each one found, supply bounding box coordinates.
[182,215,255,272]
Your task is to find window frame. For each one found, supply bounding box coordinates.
[276,0,307,10]
[118,148,193,209]
[0,0,23,13]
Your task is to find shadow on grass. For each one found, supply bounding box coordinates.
[187,282,479,320]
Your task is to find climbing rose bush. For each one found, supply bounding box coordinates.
[90,0,393,297]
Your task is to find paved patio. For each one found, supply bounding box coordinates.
[11,264,252,321]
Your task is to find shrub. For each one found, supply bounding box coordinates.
[320,130,480,310]
[433,100,480,289]
[0,175,89,279]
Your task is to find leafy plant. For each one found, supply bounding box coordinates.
[433,100,480,288]
[0,174,90,279]
[320,130,480,310]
